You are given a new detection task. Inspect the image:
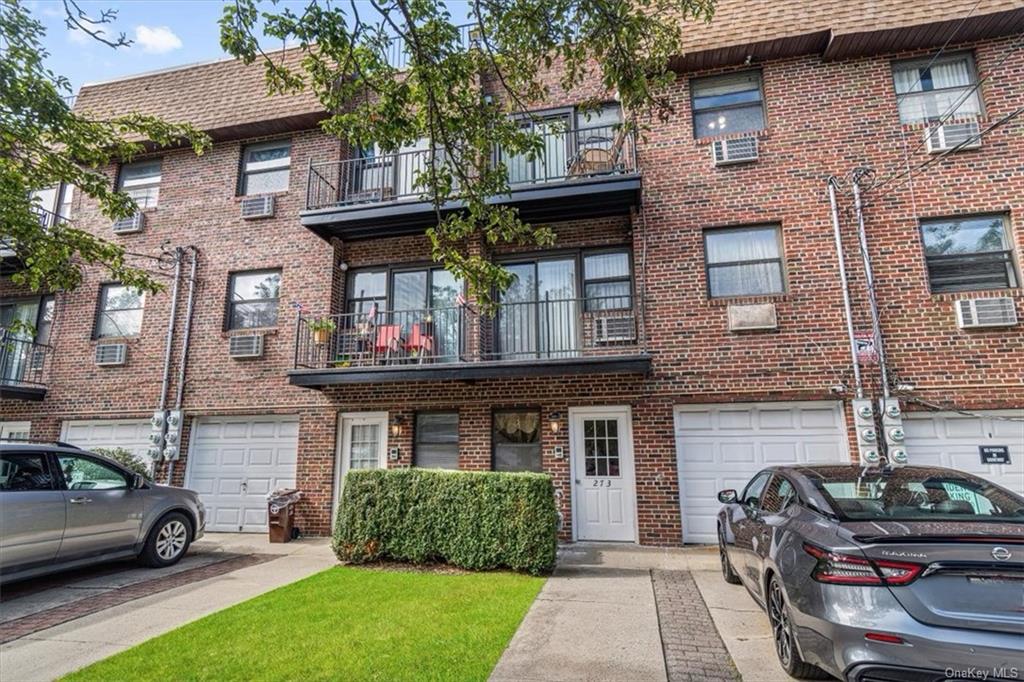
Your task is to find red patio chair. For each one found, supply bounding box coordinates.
[374,324,403,364]
[404,323,435,363]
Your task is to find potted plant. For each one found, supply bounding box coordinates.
[307,317,336,345]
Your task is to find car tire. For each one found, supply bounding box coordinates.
[139,512,192,568]
[718,527,742,584]
[766,575,831,680]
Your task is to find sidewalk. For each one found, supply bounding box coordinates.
[0,533,335,682]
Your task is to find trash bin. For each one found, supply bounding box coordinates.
[267,488,302,543]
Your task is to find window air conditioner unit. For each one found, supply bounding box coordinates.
[593,316,636,343]
[95,342,127,366]
[712,136,758,166]
[924,121,981,153]
[112,212,144,234]
[229,334,264,358]
[240,195,275,219]
[727,303,778,331]
[955,297,1017,329]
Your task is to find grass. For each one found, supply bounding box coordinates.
[62,566,545,682]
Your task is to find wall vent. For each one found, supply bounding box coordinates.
[593,316,636,343]
[228,334,264,358]
[712,136,758,166]
[240,195,275,219]
[955,297,1017,329]
[924,121,981,153]
[112,212,144,234]
[95,342,127,366]
[727,303,778,331]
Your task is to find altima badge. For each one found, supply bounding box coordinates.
[991,546,1012,561]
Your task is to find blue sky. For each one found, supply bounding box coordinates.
[28,0,473,94]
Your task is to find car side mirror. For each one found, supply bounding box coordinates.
[717,489,738,504]
[131,473,146,490]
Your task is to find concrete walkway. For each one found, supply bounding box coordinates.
[491,543,794,682]
[0,533,335,682]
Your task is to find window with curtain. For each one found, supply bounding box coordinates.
[704,226,785,298]
[691,71,765,139]
[493,410,542,472]
[241,140,291,195]
[920,215,1017,292]
[584,251,631,311]
[892,53,982,124]
[227,270,282,329]
[118,160,161,209]
[414,412,459,469]
[95,284,145,338]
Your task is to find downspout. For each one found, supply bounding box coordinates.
[165,246,199,486]
[850,169,890,399]
[827,177,863,399]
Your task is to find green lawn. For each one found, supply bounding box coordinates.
[63,566,544,682]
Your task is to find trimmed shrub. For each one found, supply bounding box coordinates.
[333,468,559,574]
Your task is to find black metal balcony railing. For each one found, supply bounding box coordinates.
[294,296,642,371]
[0,331,51,391]
[305,123,637,211]
[384,23,479,71]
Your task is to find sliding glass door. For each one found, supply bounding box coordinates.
[498,258,579,359]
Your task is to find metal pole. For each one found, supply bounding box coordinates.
[166,247,199,486]
[827,178,863,399]
[850,170,890,399]
[158,248,183,411]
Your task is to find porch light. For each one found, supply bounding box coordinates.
[549,412,561,434]
[391,415,404,438]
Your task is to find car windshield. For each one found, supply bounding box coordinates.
[804,466,1024,522]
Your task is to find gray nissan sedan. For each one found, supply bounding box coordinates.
[717,464,1024,682]
[0,441,205,583]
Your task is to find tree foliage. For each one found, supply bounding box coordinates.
[220,0,714,306]
[0,0,209,296]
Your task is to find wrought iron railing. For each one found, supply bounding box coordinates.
[294,295,641,370]
[0,331,51,389]
[383,23,479,70]
[305,123,637,211]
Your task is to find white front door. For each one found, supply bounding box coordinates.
[333,413,389,520]
[570,407,637,542]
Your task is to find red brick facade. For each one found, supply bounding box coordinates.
[3,20,1022,545]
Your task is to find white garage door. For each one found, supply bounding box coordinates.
[903,411,1023,494]
[675,402,850,543]
[185,415,299,533]
[61,419,153,459]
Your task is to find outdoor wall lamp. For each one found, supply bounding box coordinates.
[391,415,404,438]
[549,412,561,434]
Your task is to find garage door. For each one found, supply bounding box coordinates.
[185,415,298,533]
[675,402,850,543]
[903,411,1023,494]
[61,419,153,463]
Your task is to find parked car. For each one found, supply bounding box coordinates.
[0,440,205,583]
[717,464,1024,681]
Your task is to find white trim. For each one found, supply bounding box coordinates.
[332,412,389,526]
[568,405,638,543]
[1,421,32,440]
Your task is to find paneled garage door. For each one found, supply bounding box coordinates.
[185,415,299,533]
[903,411,1023,494]
[675,402,850,543]
[61,419,153,464]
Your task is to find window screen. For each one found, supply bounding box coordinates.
[414,412,459,469]
[919,215,1016,292]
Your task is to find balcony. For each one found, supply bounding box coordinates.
[288,297,650,386]
[0,332,52,401]
[301,123,641,240]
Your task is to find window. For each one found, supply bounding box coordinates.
[0,453,55,491]
[57,454,128,490]
[414,412,459,469]
[241,140,291,195]
[704,225,784,297]
[892,53,982,124]
[760,475,796,514]
[118,160,162,209]
[691,72,765,139]
[493,410,542,472]
[584,251,631,311]
[227,270,282,329]
[95,284,145,338]
[346,270,387,316]
[741,471,771,507]
[920,215,1017,292]
[30,184,74,225]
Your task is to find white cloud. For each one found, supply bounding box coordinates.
[67,28,91,45]
[134,25,182,54]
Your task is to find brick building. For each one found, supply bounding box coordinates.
[3,0,1022,545]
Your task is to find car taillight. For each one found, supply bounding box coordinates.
[803,543,923,586]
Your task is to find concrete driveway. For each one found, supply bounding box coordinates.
[0,533,335,682]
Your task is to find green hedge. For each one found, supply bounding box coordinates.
[333,468,559,575]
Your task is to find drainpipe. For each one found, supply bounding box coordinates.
[165,246,199,486]
[850,169,890,399]
[827,177,863,399]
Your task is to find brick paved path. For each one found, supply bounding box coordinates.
[652,569,740,682]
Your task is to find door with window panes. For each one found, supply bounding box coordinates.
[571,408,636,542]
[336,414,388,508]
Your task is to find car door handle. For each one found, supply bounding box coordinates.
[69,496,93,504]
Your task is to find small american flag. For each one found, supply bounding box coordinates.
[455,292,466,307]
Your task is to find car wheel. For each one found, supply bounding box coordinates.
[139,512,192,568]
[766,575,830,679]
[718,527,741,584]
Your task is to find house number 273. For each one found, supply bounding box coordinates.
[592,479,612,487]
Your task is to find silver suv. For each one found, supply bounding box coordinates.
[0,441,205,583]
